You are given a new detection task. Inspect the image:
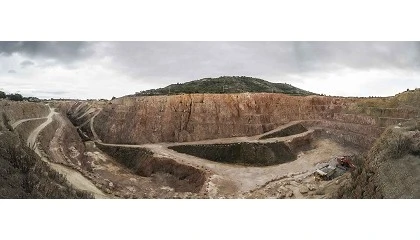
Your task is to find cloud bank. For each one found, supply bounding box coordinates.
[0,41,419,99]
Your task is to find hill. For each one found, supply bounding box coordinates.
[133,76,316,96]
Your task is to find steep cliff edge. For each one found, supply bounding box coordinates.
[92,94,342,144]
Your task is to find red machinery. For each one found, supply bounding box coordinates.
[336,156,356,170]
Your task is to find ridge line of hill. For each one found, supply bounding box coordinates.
[130,76,316,97]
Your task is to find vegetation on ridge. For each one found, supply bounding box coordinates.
[133,76,316,96]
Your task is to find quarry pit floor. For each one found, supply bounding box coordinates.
[105,137,356,195]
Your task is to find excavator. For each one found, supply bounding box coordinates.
[336,156,356,170]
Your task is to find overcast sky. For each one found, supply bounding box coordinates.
[0,41,419,99]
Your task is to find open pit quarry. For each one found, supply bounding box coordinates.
[1,89,419,198]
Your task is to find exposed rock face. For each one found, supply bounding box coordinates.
[169,141,296,166]
[77,93,418,146]
[92,94,343,143]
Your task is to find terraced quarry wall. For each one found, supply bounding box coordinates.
[90,94,354,144]
[67,92,419,148]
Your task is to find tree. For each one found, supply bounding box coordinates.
[0,91,6,99]
[7,93,24,101]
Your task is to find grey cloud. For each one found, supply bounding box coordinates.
[103,42,296,80]
[20,60,35,68]
[0,41,95,64]
[34,90,69,95]
[8,69,16,74]
[101,42,420,83]
[3,41,420,81]
[291,42,420,72]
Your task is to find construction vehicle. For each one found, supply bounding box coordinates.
[314,165,337,181]
[314,155,356,181]
[336,156,356,170]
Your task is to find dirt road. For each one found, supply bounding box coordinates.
[90,110,102,142]
[27,105,108,199]
[11,117,47,130]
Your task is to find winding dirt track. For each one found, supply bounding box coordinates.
[90,110,102,142]
[11,117,47,130]
[26,105,108,199]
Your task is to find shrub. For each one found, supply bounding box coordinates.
[7,93,23,101]
[386,132,412,159]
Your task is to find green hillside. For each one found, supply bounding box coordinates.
[133,76,316,96]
